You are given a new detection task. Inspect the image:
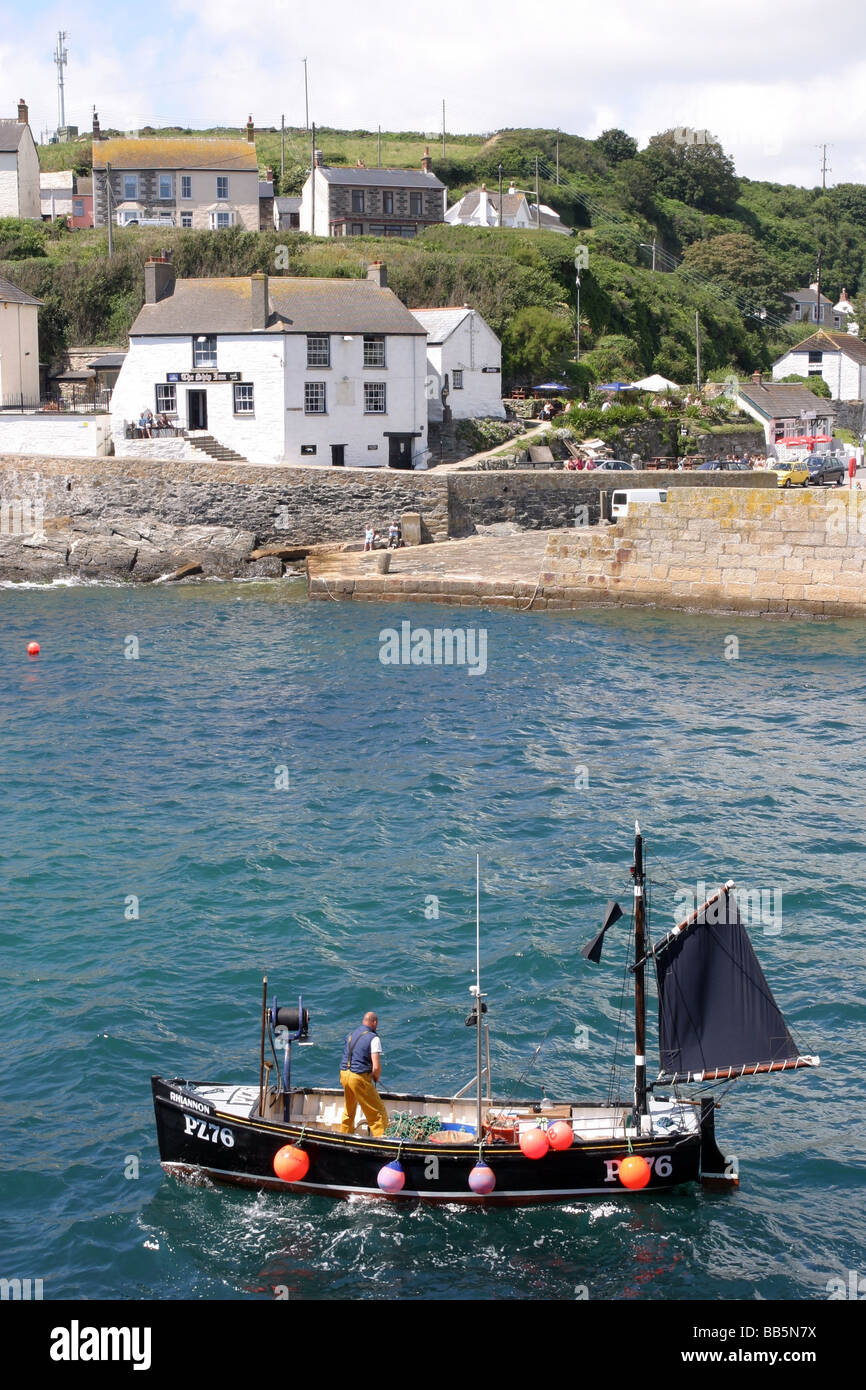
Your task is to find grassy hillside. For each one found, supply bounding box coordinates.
[17,122,866,388]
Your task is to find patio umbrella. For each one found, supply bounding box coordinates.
[534,382,570,391]
[632,373,680,392]
[598,382,637,392]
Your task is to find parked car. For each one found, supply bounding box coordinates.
[697,459,723,470]
[594,459,636,471]
[769,459,809,488]
[807,454,844,487]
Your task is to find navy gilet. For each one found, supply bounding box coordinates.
[342,1025,376,1074]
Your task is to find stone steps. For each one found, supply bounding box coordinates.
[187,433,248,464]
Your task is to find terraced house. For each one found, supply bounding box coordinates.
[91,112,260,231]
[300,148,446,238]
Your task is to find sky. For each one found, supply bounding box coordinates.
[2,0,865,189]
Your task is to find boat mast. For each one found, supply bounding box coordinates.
[474,853,483,1140]
[633,822,648,1124]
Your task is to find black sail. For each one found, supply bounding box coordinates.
[656,888,804,1082]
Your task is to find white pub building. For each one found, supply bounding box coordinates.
[110,259,429,467]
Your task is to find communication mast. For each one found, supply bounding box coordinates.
[54,30,69,133]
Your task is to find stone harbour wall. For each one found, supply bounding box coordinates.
[540,486,866,617]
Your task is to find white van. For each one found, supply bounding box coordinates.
[610,488,668,522]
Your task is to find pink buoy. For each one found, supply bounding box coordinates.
[468,1160,496,1194]
[519,1127,550,1160]
[547,1120,573,1151]
[377,1159,406,1193]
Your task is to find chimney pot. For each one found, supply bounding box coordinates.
[250,272,269,329]
[367,261,388,289]
[421,145,433,174]
[17,98,28,125]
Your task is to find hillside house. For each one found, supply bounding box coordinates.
[40,170,74,221]
[410,306,504,422]
[274,195,301,230]
[91,112,260,231]
[0,100,40,220]
[299,149,446,238]
[772,330,866,402]
[110,258,429,468]
[736,376,834,452]
[0,275,42,407]
[784,284,845,331]
[70,177,94,229]
[445,183,571,235]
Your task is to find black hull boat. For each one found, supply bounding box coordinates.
[153,826,818,1206]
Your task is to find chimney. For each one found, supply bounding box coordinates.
[479,185,489,223]
[144,254,176,305]
[250,272,269,329]
[367,261,387,289]
[92,108,101,141]
[421,145,433,174]
[314,149,323,167]
[840,287,850,303]
[17,98,28,125]
[246,114,255,144]
[751,370,763,384]
[507,182,517,195]
[265,166,273,183]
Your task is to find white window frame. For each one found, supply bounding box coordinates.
[158,174,172,200]
[306,335,330,368]
[233,383,254,414]
[210,210,233,230]
[123,174,138,201]
[305,382,327,414]
[193,335,217,367]
[181,175,192,200]
[216,175,229,200]
[364,382,386,414]
[363,335,386,368]
[155,384,177,414]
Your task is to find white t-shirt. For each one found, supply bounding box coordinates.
[370,1035,382,1057]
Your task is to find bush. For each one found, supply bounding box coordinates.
[0,218,47,260]
[778,372,832,399]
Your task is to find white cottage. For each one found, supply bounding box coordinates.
[772,330,866,402]
[410,307,504,422]
[445,183,571,235]
[0,100,40,221]
[110,259,429,468]
[736,376,834,453]
[0,275,42,406]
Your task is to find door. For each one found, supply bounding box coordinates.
[388,436,413,470]
[330,444,346,467]
[187,389,208,431]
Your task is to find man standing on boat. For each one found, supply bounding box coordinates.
[340,1012,389,1137]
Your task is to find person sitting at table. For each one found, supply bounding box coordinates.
[139,409,153,438]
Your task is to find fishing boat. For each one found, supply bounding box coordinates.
[152,825,819,1205]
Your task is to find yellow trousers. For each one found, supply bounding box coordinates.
[340,1069,389,1137]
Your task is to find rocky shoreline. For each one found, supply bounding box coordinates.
[0,515,300,584]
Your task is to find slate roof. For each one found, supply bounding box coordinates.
[737,380,834,420]
[779,330,866,365]
[0,275,43,307]
[92,137,258,171]
[275,196,301,211]
[129,275,427,336]
[88,352,127,369]
[0,119,28,152]
[316,166,445,190]
[785,286,833,307]
[410,307,472,343]
[451,189,528,219]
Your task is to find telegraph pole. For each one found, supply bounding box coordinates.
[280,114,285,181]
[652,238,657,272]
[106,161,113,259]
[310,122,316,237]
[377,125,381,168]
[815,248,823,327]
[442,100,446,159]
[556,136,560,185]
[695,311,701,389]
[302,59,309,131]
[498,162,503,228]
[535,155,540,229]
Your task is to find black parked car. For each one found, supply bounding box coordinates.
[807,454,844,486]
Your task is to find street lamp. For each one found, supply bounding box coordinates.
[575,273,581,362]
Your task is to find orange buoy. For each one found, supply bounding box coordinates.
[273,1144,309,1182]
[618,1154,651,1190]
[27,642,40,656]
[547,1120,573,1151]
[519,1127,550,1160]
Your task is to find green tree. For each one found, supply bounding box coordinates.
[680,232,787,309]
[596,129,638,166]
[501,305,575,387]
[0,218,47,260]
[640,131,740,214]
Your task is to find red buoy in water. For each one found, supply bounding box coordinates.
[547,1120,573,1151]
[27,642,40,656]
[618,1154,651,1190]
[519,1127,550,1160]
[273,1144,309,1182]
